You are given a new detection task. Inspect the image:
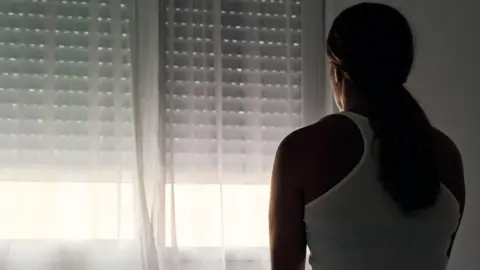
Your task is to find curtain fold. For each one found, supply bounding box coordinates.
[131,0,164,270]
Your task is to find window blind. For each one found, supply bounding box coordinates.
[0,0,135,182]
[165,0,302,184]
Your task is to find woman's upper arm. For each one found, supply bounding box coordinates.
[435,129,465,213]
[269,134,306,270]
[434,129,466,257]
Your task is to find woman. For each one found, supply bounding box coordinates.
[269,3,465,270]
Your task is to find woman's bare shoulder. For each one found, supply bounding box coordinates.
[281,114,362,148]
[277,114,364,204]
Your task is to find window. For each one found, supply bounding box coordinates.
[163,0,302,251]
[0,0,324,268]
[0,0,135,240]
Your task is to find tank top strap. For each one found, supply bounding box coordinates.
[336,111,375,143]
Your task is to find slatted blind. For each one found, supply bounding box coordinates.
[165,0,302,184]
[0,0,134,182]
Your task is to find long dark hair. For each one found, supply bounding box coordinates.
[327,3,440,212]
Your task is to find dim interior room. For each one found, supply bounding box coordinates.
[0,0,477,269]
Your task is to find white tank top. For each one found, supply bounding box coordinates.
[304,111,461,270]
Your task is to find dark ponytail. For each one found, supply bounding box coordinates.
[327,3,440,212]
[368,84,439,212]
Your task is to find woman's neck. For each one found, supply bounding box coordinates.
[341,91,374,117]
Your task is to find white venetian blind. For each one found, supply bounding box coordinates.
[165,0,302,184]
[161,0,303,252]
[0,0,134,181]
[0,0,136,240]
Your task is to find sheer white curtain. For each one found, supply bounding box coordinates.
[164,0,301,268]
[132,0,325,269]
[0,0,144,269]
[162,0,302,267]
[0,0,325,269]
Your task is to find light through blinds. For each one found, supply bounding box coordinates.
[165,0,302,184]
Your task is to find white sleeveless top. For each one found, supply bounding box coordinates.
[304,112,461,270]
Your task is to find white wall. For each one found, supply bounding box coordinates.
[325,1,480,269]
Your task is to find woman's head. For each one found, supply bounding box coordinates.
[327,3,414,111]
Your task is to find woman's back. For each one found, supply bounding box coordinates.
[302,112,461,270]
[268,4,465,270]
